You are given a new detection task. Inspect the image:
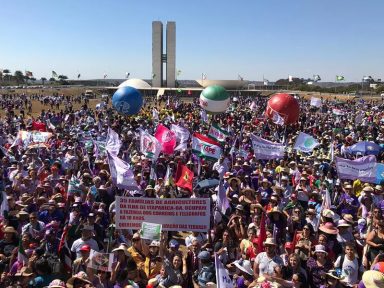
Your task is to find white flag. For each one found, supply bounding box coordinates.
[46,119,56,130]
[171,124,190,151]
[139,130,162,160]
[249,101,257,111]
[200,110,208,123]
[106,127,122,156]
[288,75,293,82]
[272,111,285,126]
[329,143,334,162]
[217,180,230,214]
[310,97,322,108]
[152,108,159,120]
[293,132,320,153]
[107,151,139,190]
[215,253,234,288]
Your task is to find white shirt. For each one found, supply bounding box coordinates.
[71,238,99,258]
[334,255,361,285]
[213,161,229,178]
[255,252,284,276]
[185,233,207,248]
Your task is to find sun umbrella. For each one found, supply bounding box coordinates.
[196,179,220,190]
[349,141,382,156]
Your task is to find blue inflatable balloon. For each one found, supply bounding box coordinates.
[112,86,143,115]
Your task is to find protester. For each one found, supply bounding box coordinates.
[0,92,384,287]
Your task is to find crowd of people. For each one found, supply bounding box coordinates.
[0,91,383,288]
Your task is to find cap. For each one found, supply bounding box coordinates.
[80,244,91,252]
[198,251,211,260]
[169,239,179,248]
[149,240,160,247]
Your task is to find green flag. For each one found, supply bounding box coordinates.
[52,71,58,79]
[336,75,344,81]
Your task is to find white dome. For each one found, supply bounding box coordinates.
[118,78,151,89]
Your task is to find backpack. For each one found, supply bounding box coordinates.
[44,254,63,275]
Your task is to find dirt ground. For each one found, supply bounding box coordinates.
[0,86,381,118]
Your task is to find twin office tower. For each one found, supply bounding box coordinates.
[152,21,176,88]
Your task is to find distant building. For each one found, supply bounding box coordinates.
[152,21,176,88]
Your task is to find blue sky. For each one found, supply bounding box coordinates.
[0,0,383,82]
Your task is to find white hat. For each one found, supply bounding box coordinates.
[337,220,351,228]
[314,244,328,255]
[233,259,253,275]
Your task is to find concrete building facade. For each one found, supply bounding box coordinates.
[152,21,163,88]
[152,21,176,88]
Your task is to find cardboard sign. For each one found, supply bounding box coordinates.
[115,197,210,232]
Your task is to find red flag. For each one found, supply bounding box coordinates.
[257,212,267,253]
[154,124,176,155]
[175,163,194,192]
[58,224,72,273]
[32,121,47,132]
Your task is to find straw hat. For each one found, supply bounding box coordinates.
[343,214,354,225]
[145,185,155,192]
[363,186,374,192]
[3,226,17,234]
[67,271,92,288]
[267,207,285,218]
[362,270,384,288]
[228,177,241,186]
[112,244,130,256]
[261,178,271,186]
[15,266,34,277]
[241,187,255,194]
[264,237,277,246]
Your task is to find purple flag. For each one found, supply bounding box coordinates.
[107,151,139,190]
[251,134,285,160]
[335,155,377,183]
[106,127,121,157]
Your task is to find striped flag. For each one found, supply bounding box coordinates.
[192,133,222,161]
[25,71,33,77]
[58,224,72,273]
[208,123,229,143]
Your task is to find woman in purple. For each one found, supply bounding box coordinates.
[307,245,333,288]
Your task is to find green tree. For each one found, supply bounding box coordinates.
[2,69,11,82]
[14,70,25,84]
[41,77,47,85]
[49,77,56,83]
